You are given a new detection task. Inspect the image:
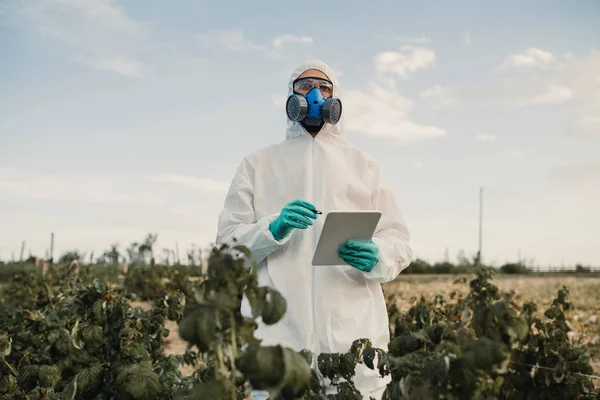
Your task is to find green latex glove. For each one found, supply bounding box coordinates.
[339,239,379,272]
[269,199,318,241]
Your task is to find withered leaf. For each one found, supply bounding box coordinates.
[261,288,287,325]
[0,331,11,357]
[350,338,372,360]
[236,345,285,389]
[177,303,217,352]
[363,347,376,370]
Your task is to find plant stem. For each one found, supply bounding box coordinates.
[229,313,238,400]
[45,283,54,307]
[3,359,17,376]
[217,344,225,376]
[230,314,237,358]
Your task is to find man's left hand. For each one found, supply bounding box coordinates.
[338,240,379,272]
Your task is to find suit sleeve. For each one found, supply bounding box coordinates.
[215,158,291,265]
[360,159,413,283]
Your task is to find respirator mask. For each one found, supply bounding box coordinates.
[285,77,343,133]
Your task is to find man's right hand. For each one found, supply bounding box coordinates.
[268,199,318,241]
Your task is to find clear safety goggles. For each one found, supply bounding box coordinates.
[293,77,333,95]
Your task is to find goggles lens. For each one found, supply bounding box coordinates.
[293,77,333,95]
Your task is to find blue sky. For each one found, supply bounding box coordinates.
[1,0,599,267]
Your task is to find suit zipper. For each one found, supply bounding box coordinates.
[311,136,318,368]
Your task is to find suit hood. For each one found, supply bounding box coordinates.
[285,60,344,140]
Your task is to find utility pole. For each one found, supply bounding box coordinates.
[20,241,26,262]
[476,187,483,265]
[50,232,55,263]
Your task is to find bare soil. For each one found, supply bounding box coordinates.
[131,300,197,376]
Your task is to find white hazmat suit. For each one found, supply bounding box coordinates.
[216,60,413,399]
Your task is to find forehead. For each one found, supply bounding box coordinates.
[297,69,330,81]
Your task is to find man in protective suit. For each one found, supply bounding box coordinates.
[216,60,413,399]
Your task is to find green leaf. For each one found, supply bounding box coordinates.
[115,361,164,400]
[0,332,11,358]
[122,372,163,400]
[376,349,391,377]
[38,365,61,388]
[0,375,17,395]
[76,364,104,394]
[461,337,510,374]
[177,303,217,352]
[553,359,567,384]
[363,347,376,370]
[278,347,313,398]
[236,345,312,397]
[246,287,267,319]
[388,332,427,357]
[52,328,72,355]
[261,288,287,325]
[178,376,236,400]
[334,381,362,399]
[236,345,286,389]
[350,338,372,360]
[80,324,104,347]
[339,352,358,381]
[60,376,77,400]
[17,365,39,391]
[92,300,108,324]
[71,319,84,350]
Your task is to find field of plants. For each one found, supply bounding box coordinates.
[1,243,599,399]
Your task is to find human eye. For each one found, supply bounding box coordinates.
[320,84,333,94]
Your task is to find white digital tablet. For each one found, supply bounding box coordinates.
[311,211,382,266]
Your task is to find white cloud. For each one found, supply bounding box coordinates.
[397,35,431,44]
[374,46,436,79]
[557,50,600,136]
[532,84,573,104]
[0,166,228,261]
[330,67,344,78]
[420,84,459,110]
[506,149,523,157]
[464,31,472,47]
[0,166,152,204]
[271,93,287,108]
[499,47,555,70]
[421,80,573,109]
[0,0,150,77]
[344,83,446,144]
[547,159,600,184]
[413,161,425,168]
[571,116,600,137]
[421,49,599,138]
[273,34,313,48]
[0,167,228,204]
[197,29,314,59]
[474,133,497,143]
[197,29,266,52]
[88,55,144,77]
[8,0,144,32]
[144,174,230,193]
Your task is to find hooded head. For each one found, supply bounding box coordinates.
[286,60,344,140]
